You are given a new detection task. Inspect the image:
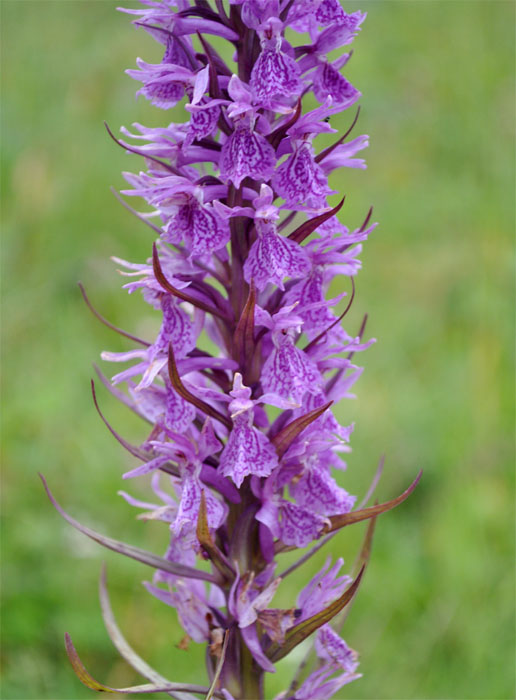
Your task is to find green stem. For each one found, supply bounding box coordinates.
[225,9,264,699]
[240,629,264,700]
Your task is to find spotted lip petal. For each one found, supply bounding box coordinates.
[313,63,360,107]
[291,465,356,516]
[243,221,311,291]
[219,411,279,487]
[164,200,230,256]
[273,141,333,207]
[261,334,323,403]
[219,123,276,188]
[251,45,302,106]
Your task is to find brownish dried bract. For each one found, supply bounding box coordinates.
[177,635,191,651]
[210,628,226,658]
[259,608,297,645]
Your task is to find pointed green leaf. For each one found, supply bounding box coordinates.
[99,566,195,700]
[288,198,345,244]
[205,630,230,700]
[232,281,256,376]
[266,566,365,662]
[196,491,235,580]
[326,470,422,533]
[315,106,361,164]
[168,344,232,430]
[271,401,333,459]
[79,282,150,347]
[40,475,218,583]
[152,243,229,321]
[65,633,218,695]
[91,380,149,461]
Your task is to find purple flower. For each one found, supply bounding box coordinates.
[163,190,230,256]
[220,118,276,188]
[313,62,360,107]
[297,557,352,621]
[46,3,421,700]
[260,305,322,402]
[126,59,195,109]
[316,0,365,31]
[184,97,221,146]
[256,471,330,548]
[292,626,360,699]
[316,12,366,54]
[242,185,311,290]
[290,453,356,517]
[218,373,296,487]
[144,579,216,642]
[219,375,279,487]
[250,18,302,107]
[274,139,332,207]
[101,300,197,389]
[244,219,311,290]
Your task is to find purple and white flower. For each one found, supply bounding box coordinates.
[44,4,418,700]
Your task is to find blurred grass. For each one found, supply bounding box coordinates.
[1,1,514,699]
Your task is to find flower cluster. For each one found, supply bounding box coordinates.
[42,2,420,698]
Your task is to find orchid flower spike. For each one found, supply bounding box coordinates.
[44,3,421,700]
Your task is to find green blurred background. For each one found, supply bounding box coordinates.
[1,1,514,698]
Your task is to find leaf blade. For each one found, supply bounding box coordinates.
[315,106,361,164]
[40,474,218,583]
[205,630,230,700]
[152,243,229,321]
[91,380,149,461]
[288,198,345,244]
[326,470,422,533]
[196,491,235,580]
[168,344,232,430]
[271,401,333,459]
[232,281,255,364]
[99,565,195,700]
[65,633,217,695]
[266,566,365,663]
[78,282,150,347]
